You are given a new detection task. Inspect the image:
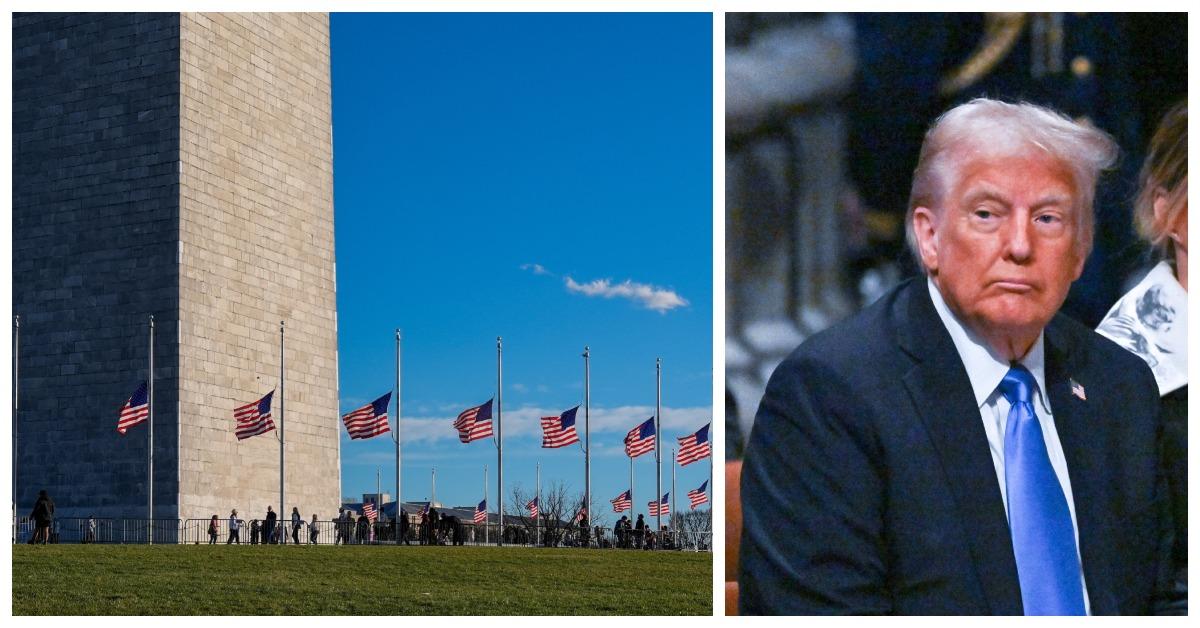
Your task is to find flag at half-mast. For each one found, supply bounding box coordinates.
[234,390,276,440]
[540,405,580,448]
[688,480,709,509]
[648,492,670,516]
[117,381,150,435]
[342,392,392,440]
[526,497,539,519]
[676,423,712,466]
[610,490,631,512]
[473,499,487,524]
[454,398,494,443]
[624,417,656,458]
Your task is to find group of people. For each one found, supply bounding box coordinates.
[219,505,320,545]
[740,99,1188,615]
[612,514,676,550]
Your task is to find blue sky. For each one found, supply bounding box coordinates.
[330,13,713,524]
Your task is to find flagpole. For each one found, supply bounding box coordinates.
[497,336,504,546]
[629,453,634,535]
[655,357,662,539]
[12,315,18,545]
[483,464,488,544]
[671,447,677,540]
[148,315,154,544]
[375,467,381,543]
[279,320,285,546]
[431,467,436,506]
[535,461,541,548]
[395,328,402,544]
[583,345,590,526]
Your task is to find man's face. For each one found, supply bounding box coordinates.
[913,152,1085,345]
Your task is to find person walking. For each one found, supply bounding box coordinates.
[84,515,97,544]
[309,513,320,544]
[208,515,219,544]
[291,507,303,545]
[264,505,277,544]
[226,509,241,544]
[634,514,646,549]
[399,508,411,545]
[30,490,54,545]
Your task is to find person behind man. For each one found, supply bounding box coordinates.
[227,509,241,544]
[1096,100,1188,614]
[309,513,320,545]
[634,514,646,549]
[208,515,219,544]
[740,99,1168,615]
[264,506,277,545]
[427,508,439,545]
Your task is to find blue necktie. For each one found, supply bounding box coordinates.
[1000,365,1086,615]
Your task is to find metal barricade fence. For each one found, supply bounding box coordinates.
[15,516,711,550]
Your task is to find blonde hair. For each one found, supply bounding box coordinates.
[906,99,1119,270]
[1134,100,1187,255]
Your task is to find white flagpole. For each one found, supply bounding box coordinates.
[483,464,488,544]
[497,336,504,546]
[279,320,285,545]
[12,315,18,545]
[148,314,154,545]
[535,461,541,548]
[375,467,381,543]
[655,357,662,537]
[629,453,634,533]
[671,448,677,539]
[394,328,402,544]
[583,346,590,526]
[431,467,436,506]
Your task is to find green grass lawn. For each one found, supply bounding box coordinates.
[12,544,712,615]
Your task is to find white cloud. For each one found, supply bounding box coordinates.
[398,403,712,447]
[564,276,688,313]
[520,263,552,276]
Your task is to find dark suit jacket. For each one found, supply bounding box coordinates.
[739,278,1168,615]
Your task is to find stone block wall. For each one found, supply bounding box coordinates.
[176,13,339,522]
[12,12,182,519]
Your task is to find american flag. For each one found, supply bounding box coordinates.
[687,480,709,510]
[540,405,580,448]
[624,417,656,458]
[676,423,712,466]
[363,501,377,523]
[116,381,150,435]
[454,398,494,443]
[342,392,392,440]
[610,490,631,512]
[473,499,487,525]
[234,390,276,440]
[648,492,670,517]
[526,497,539,519]
[573,502,587,524]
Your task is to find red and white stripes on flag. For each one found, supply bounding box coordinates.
[610,490,631,512]
[540,405,580,448]
[454,399,494,443]
[363,501,377,523]
[624,417,656,458]
[687,481,709,510]
[116,381,149,435]
[234,390,276,440]
[526,497,539,519]
[676,423,712,466]
[474,499,487,525]
[648,492,670,516]
[342,392,392,440]
[117,381,150,434]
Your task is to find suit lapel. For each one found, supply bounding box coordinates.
[1043,321,1116,615]
[895,282,1023,614]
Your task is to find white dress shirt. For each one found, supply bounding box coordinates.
[927,278,1090,613]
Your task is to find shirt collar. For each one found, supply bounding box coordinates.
[927,278,1051,413]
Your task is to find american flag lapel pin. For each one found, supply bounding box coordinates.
[1070,378,1087,401]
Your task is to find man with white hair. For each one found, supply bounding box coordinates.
[740,99,1168,615]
